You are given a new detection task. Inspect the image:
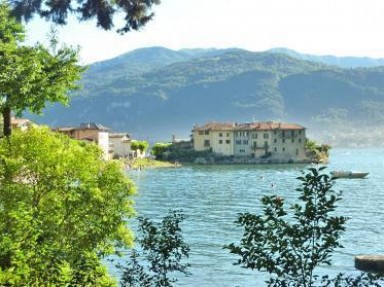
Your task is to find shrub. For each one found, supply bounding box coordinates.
[225,167,383,287]
[119,210,190,287]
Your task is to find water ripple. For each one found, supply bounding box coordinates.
[119,148,384,286]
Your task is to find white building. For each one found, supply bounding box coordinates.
[109,133,132,158]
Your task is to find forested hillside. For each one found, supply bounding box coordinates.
[30,47,384,146]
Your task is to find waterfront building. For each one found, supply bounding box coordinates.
[54,123,111,160]
[192,121,308,162]
[109,133,132,158]
[11,117,35,132]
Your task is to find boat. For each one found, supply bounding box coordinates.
[330,171,369,179]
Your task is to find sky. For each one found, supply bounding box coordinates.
[25,0,384,64]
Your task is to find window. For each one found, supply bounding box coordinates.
[239,149,245,153]
[299,130,302,135]
[226,140,230,144]
[274,139,277,143]
[252,133,258,139]
[199,131,204,135]
[243,140,248,145]
[219,133,223,137]
[282,147,285,152]
[235,140,242,145]
[244,132,248,136]
[226,133,229,137]
[274,147,277,152]
[292,138,294,143]
[263,133,269,139]
[282,131,285,137]
[274,130,277,135]
[204,131,209,135]
[204,140,210,147]
[282,139,285,143]
[253,141,257,148]
[219,140,223,144]
[298,138,302,143]
[264,141,268,147]
[291,130,294,137]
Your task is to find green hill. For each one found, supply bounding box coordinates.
[30,47,384,146]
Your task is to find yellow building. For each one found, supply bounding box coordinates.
[192,123,234,156]
[192,121,308,162]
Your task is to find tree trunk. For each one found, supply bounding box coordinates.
[3,107,11,137]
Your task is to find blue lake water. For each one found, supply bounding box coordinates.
[115,148,384,286]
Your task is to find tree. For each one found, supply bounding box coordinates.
[151,142,171,160]
[226,167,346,286]
[9,0,160,34]
[225,167,384,287]
[119,210,190,287]
[0,127,136,285]
[0,3,85,137]
[305,139,331,164]
[131,140,149,157]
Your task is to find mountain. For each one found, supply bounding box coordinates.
[29,47,384,146]
[269,48,384,68]
[81,46,243,97]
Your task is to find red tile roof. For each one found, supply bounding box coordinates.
[193,121,305,132]
[192,122,235,131]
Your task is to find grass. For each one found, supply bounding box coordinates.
[125,158,179,169]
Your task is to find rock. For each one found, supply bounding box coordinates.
[355,255,384,273]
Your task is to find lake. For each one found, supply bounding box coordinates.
[115,148,384,286]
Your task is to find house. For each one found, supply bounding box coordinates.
[192,122,234,156]
[192,121,308,163]
[11,117,35,132]
[109,133,132,158]
[171,135,193,150]
[54,123,111,160]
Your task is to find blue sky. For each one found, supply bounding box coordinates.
[25,0,384,64]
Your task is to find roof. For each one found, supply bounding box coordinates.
[109,133,130,138]
[78,123,110,131]
[54,127,77,132]
[241,122,305,131]
[193,121,305,132]
[192,122,235,131]
[11,118,34,126]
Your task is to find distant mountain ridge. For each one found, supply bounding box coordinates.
[268,47,384,68]
[29,47,384,147]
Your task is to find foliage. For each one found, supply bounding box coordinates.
[9,0,160,34]
[320,272,384,287]
[33,47,384,143]
[0,114,3,137]
[151,142,172,159]
[160,145,212,163]
[119,210,190,287]
[225,167,348,287]
[0,127,136,286]
[0,3,85,136]
[306,139,331,163]
[131,140,149,152]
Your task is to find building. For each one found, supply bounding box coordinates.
[109,133,132,158]
[171,135,193,150]
[192,121,308,162]
[11,117,35,132]
[192,122,234,156]
[54,123,111,160]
